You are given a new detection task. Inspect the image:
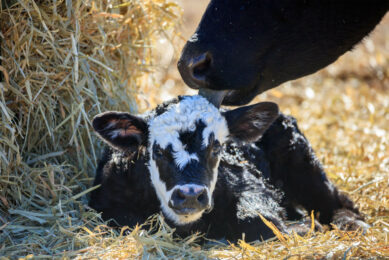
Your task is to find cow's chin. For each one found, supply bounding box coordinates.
[222,85,259,106]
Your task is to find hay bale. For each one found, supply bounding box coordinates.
[0,0,180,257]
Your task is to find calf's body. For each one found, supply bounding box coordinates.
[89,97,365,242]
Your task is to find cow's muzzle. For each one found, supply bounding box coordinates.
[178,52,212,89]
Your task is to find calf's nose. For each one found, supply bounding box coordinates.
[178,52,212,88]
[170,186,209,213]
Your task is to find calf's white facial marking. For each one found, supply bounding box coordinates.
[147,96,229,225]
[148,96,228,169]
[209,158,221,195]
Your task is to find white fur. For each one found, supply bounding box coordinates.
[173,150,199,170]
[209,158,221,195]
[189,33,199,43]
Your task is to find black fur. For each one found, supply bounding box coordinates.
[178,0,389,105]
[89,111,367,242]
[223,102,279,143]
[89,147,159,226]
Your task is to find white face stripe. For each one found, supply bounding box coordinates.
[148,157,186,225]
[209,158,221,195]
[173,150,199,170]
[148,95,229,170]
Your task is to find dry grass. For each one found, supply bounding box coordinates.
[1,0,388,258]
[0,0,181,258]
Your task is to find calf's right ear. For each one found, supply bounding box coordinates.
[92,111,148,151]
[223,102,279,143]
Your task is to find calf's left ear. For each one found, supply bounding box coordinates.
[223,102,279,143]
[92,111,148,151]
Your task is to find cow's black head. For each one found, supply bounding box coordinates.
[178,0,388,106]
[93,96,279,225]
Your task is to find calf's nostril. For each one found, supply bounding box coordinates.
[176,189,186,200]
[197,192,206,204]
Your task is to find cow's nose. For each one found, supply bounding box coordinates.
[178,52,212,88]
[170,186,209,213]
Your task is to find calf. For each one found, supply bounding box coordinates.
[89,95,367,242]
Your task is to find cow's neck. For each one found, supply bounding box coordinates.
[264,2,388,90]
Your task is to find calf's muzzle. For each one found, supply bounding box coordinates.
[169,185,209,215]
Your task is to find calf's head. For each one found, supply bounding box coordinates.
[93,96,279,225]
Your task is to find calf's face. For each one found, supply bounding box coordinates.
[93,96,279,225]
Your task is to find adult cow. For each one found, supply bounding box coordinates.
[178,0,389,106]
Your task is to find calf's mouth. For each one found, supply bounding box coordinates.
[168,204,199,215]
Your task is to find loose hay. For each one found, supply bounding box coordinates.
[0,0,181,257]
[1,0,388,258]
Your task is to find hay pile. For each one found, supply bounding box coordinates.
[0,0,180,257]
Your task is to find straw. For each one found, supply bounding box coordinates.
[0,0,181,257]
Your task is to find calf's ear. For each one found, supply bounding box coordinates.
[223,102,279,143]
[92,111,148,151]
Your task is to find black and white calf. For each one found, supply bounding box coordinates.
[89,96,367,242]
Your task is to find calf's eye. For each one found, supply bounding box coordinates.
[212,142,222,156]
[152,144,164,159]
[155,148,163,157]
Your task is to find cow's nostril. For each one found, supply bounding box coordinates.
[189,52,212,83]
[192,53,211,76]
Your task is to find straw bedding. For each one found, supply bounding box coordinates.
[0,0,388,258]
[0,0,181,257]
